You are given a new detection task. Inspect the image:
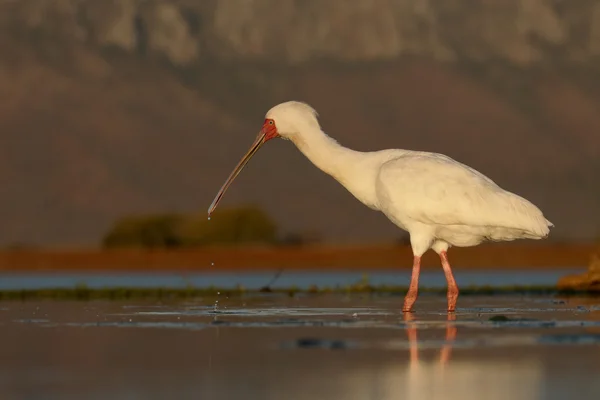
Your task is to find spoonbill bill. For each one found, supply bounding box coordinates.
[208,101,553,312]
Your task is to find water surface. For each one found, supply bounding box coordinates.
[0,268,581,290]
[1,294,599,399]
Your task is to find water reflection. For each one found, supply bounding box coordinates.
[399,313,543,400]
[404,313,456,365]
[2,299,600,399]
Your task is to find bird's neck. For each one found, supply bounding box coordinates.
[290,127,359,179]
[289,125,381,209]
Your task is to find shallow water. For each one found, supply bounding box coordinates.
[0,268,582,290]
[1,294,599,399]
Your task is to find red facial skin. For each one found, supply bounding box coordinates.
[262,118,279,141]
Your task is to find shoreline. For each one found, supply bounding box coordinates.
[1,285,599,301]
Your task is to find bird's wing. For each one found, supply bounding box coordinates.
[376,153,551,237]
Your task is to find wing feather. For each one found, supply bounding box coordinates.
[376,153,552,238]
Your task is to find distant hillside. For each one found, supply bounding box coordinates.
[0,0,599,246]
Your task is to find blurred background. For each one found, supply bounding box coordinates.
[2,4,600,398]
[0,0,598,271]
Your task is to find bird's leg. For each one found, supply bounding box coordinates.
[402,256,421,313]
[440,251,459,312]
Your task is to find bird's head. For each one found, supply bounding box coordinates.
[207,101,319,217]
[263,101,320,140]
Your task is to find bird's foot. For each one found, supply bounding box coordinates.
[402,294,417,313]
[446,287,459,313]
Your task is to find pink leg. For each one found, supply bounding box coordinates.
[402,256,421,313]
[440,251,459,312]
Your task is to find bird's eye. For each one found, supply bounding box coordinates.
[268,120,273,125]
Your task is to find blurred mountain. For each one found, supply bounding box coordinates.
[0,0,599,246]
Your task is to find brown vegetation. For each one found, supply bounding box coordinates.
[0,243,594,273]
[557,253,600,292]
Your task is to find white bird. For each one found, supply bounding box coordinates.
[208,101,553,312]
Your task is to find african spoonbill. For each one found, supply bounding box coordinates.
[207,101,553,312]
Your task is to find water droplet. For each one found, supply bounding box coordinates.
[217,292,220,295]
[211,262,214,266]
[208,216,211,221]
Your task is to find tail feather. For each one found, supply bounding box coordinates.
[494,193,553,240]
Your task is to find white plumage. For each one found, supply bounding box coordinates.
[208,101,553,312]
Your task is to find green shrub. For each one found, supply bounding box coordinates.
[102,205,277,248]
[102,214,184,249]
[177,205,277,246]
[277,230,322,246]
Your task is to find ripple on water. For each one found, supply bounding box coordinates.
[6,296,600,355]
[125,306,393,318]
[282,331,600,352]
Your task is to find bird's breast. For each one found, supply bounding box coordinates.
[331,171,381,211]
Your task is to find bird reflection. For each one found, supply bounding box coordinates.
[404,313,457,366]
